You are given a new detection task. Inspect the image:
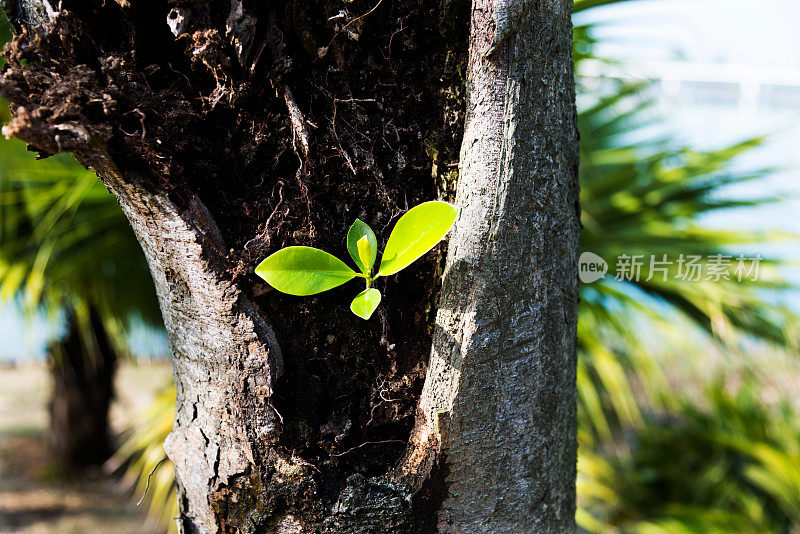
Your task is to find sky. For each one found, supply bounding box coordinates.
[577,0,800,283]
[0,303,58,361]
[2,0,800,360]
[581,0,800,67]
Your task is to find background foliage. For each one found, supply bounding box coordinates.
[0,15,160,352]
[573,1,800,531]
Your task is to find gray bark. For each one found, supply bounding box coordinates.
[1,0,579,531]
[78,154,297,532]
[400,0,580,531]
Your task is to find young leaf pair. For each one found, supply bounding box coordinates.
[255,201,458,320]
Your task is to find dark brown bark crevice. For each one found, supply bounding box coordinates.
[0,0,468,457]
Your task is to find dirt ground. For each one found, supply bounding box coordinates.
[0,362,173,534]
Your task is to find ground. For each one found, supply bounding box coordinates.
[0,362,172,534]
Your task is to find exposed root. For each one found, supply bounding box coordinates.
[283,84,310,161]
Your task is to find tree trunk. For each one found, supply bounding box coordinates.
[402,1,580,530]
[0,0,579,531]
[48,305,117,467]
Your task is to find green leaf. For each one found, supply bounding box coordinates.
[356,236,372,272]
[377,201,458,277]
[350,288,381,320]
[255,246,358,296]
[346,219,378,274]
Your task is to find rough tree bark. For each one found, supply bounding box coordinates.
[402,1,580,530]
[0,0,579,532]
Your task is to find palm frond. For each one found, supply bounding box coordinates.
[0,129,161,335]
[110,385,177,532]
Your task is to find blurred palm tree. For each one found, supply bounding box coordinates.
[575,87,800,529]
[0,107,162,465]
[0,14,161,465]
[574,78,795,439]
[573,1,800,531]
